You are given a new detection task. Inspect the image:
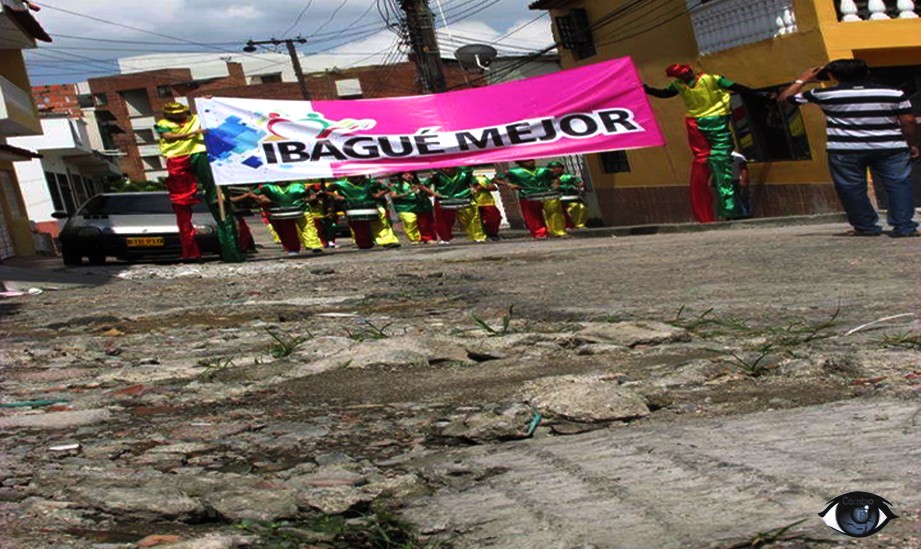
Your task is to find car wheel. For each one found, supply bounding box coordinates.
[87,254,106,265]
[61,248,83,266]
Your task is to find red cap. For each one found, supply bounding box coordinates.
[665,64,693,78]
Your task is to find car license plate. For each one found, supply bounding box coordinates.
[126,237,165,247]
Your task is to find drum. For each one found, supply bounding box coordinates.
[439,198,472,210]
[560,195,582,203]
[525,191,561,202]
[267,206,306,220]
[346,203,380,222]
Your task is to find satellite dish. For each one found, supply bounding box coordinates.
[455,44,498,71]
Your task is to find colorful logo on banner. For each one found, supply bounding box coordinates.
[197,56,665,184]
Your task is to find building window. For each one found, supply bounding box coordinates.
[555,8,596,60]
[44,171,64,212]
[730,88,811,162]
[253,73,283,84]
[77,94,94,108]
[93,93,108,106]
[156,85,173,98]
[335,78,363,99]
[599,151,630,173]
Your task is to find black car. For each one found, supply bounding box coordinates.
[55,192,220,266]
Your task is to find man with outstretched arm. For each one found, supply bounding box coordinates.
[777,59,919,238]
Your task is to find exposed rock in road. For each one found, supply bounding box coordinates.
[575,321,690,347]
[521,375,650,424]
[432,402,536,443]
[0,409,112,430]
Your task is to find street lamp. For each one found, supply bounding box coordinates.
[243,37,310,100]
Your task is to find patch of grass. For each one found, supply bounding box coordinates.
[266,327,311,359]
[765,306,841,347]
[195,356,236,381]
[880,331,921,350]
[346,320,394,342]
[472,306,515,337]
[726,344,775,378]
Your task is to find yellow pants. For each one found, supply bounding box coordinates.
[542,198,567,237]
[374,206,400,246]
[566,201,588,229]
[296,214,323,250]
[458,204,487,242]
[398,211,422,242]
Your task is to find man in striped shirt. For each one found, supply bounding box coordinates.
[778,59,919,237]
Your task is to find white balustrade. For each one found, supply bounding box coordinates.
[688,0,798,56]
[837,0,919,21]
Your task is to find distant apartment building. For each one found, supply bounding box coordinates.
[33,83,82,118]
[0,0,50,259]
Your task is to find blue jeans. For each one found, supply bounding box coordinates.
[828,150,919,235]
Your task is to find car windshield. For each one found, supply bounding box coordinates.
[79,194,210,215]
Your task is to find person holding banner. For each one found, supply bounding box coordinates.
[329,176,401,249]
[473,174,502,241]
[155,102,244,262]
[643,65,758,223]
[389,172,437,244]
[494,160,566,239]
[423,167,487,245]
[548,161,587,230]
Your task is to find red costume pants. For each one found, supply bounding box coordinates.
[417,211,437,242]
[171,203,201,259]
[479,205,502,237]
[519,199,550,238]
[270,219,301,253]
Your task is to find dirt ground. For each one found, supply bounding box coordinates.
[0,222,919,548]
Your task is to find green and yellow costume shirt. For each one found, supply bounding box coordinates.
[154,114,207,158]
[473,176,496,207]
[502,167,555,199]
[425,169,475,200]
[557,174,583,195]
[389,180,423,214]
[330,178,386,207]
[254,183,309,210]
[666,74,734,119]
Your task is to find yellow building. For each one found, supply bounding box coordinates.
[0,0,49,259]
[529,0,921,225]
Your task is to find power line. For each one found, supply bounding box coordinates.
[280,0,316,38]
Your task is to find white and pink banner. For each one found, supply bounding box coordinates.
[197,56,663,185]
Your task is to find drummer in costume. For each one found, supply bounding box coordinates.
[473,174,502,240]
[494,160,566,239]
[389,172,437,244]
[155,102,244,262]
[547,161,587,230]
[252,182,324,255]
[328,175,401,249]
[423,167,486,244]
[644,64,757,222]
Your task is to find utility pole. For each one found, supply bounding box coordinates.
[400,0,447,94]
[243,37,311,100]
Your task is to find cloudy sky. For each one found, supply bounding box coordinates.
[25,0,555,85]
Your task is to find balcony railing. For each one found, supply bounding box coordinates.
[837,0,920,21]
[0,74,39,136]
[688,0,798,56]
